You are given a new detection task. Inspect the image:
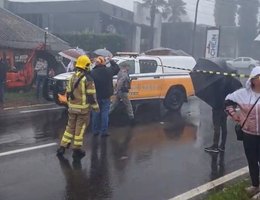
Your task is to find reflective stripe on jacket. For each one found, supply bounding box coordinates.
[67,71,98,111]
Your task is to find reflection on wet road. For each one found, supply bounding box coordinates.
[0,110,66,151]
[0,97,247,200]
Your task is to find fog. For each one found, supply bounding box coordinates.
[10,0,214,25]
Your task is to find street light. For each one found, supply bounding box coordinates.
[44,27,49,50]
[191,0,200,57]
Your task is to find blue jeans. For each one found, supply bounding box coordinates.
[92,98,110,135]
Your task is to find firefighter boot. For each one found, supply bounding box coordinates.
[72,149,86,161]
[56,146,66,157]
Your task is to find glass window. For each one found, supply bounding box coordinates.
[139,60,158,73]
[119,60,135,74]
[244,58,251,61]
[234,58,242,62]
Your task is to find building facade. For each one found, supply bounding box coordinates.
[5,0,162,52]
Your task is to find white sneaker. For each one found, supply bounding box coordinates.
[245,186,260,197]
[252,192,260,200]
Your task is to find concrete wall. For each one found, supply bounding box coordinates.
[6,0,102,34]
[6,0,157,52]
[133,1,162,51]
[161,22,193,55]
[162,22,240,59]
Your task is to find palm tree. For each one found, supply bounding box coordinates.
[168,0,187,23]
[142,0,169,48]
[214,0,237,26]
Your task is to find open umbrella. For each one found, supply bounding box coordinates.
[190,58,242,109]
[93,49,113,57]
[59,48,86,61]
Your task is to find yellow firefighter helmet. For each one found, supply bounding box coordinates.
[75,55,91,70]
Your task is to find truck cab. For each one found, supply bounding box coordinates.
[115,55,196,110]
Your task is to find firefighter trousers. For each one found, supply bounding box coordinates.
[60,111,90,149]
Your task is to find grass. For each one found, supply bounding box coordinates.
[206,180,250,200]
[5,89,36,101]
[4,88,49,108]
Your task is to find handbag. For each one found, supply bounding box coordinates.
[235,96,260,141]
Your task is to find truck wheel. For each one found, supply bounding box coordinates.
[163,88,185,111]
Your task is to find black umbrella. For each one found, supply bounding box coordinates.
[190,58,242,109]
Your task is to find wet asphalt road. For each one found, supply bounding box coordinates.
[0,97,248,200]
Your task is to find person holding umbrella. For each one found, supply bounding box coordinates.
[91,55,120,137]
[225,67,260,199]
[190,58,242,153]
[204,78,232,153]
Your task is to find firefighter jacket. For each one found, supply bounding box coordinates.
[67,70,99,113]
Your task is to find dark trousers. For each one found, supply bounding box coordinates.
[212,110,227,148]
[243,133,260,187]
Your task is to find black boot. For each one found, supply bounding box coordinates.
[56,146,66,157]
[72,149,86,161]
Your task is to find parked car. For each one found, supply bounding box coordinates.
[226,57,260,69]
[46,54,196,111]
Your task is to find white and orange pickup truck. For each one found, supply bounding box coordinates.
[46,54,196,111]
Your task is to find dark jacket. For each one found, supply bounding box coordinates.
[213,77,241,110]
[91,60,119,99]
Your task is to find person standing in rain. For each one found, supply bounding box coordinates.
[0,53,8,109]
[91,56,120,137]
[225,67,260,199]
[57,55,99,161]
[35,58,48,99]
[109,63,134,123]
[204,78,233,153]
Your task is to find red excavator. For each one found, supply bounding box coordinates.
[0,44,64,90]
[0,45,44,89]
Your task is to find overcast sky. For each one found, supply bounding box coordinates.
[9,0,215,25]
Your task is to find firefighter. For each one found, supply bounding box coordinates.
[57,55,99,161]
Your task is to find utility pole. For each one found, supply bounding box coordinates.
[191,0,200,57]
[44,27,48,50]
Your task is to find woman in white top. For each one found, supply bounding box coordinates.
[225,67,260,199]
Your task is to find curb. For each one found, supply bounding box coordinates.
[3,103,55,111]
[169,166,249,200]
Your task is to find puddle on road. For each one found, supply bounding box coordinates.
[0,134,22,144]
